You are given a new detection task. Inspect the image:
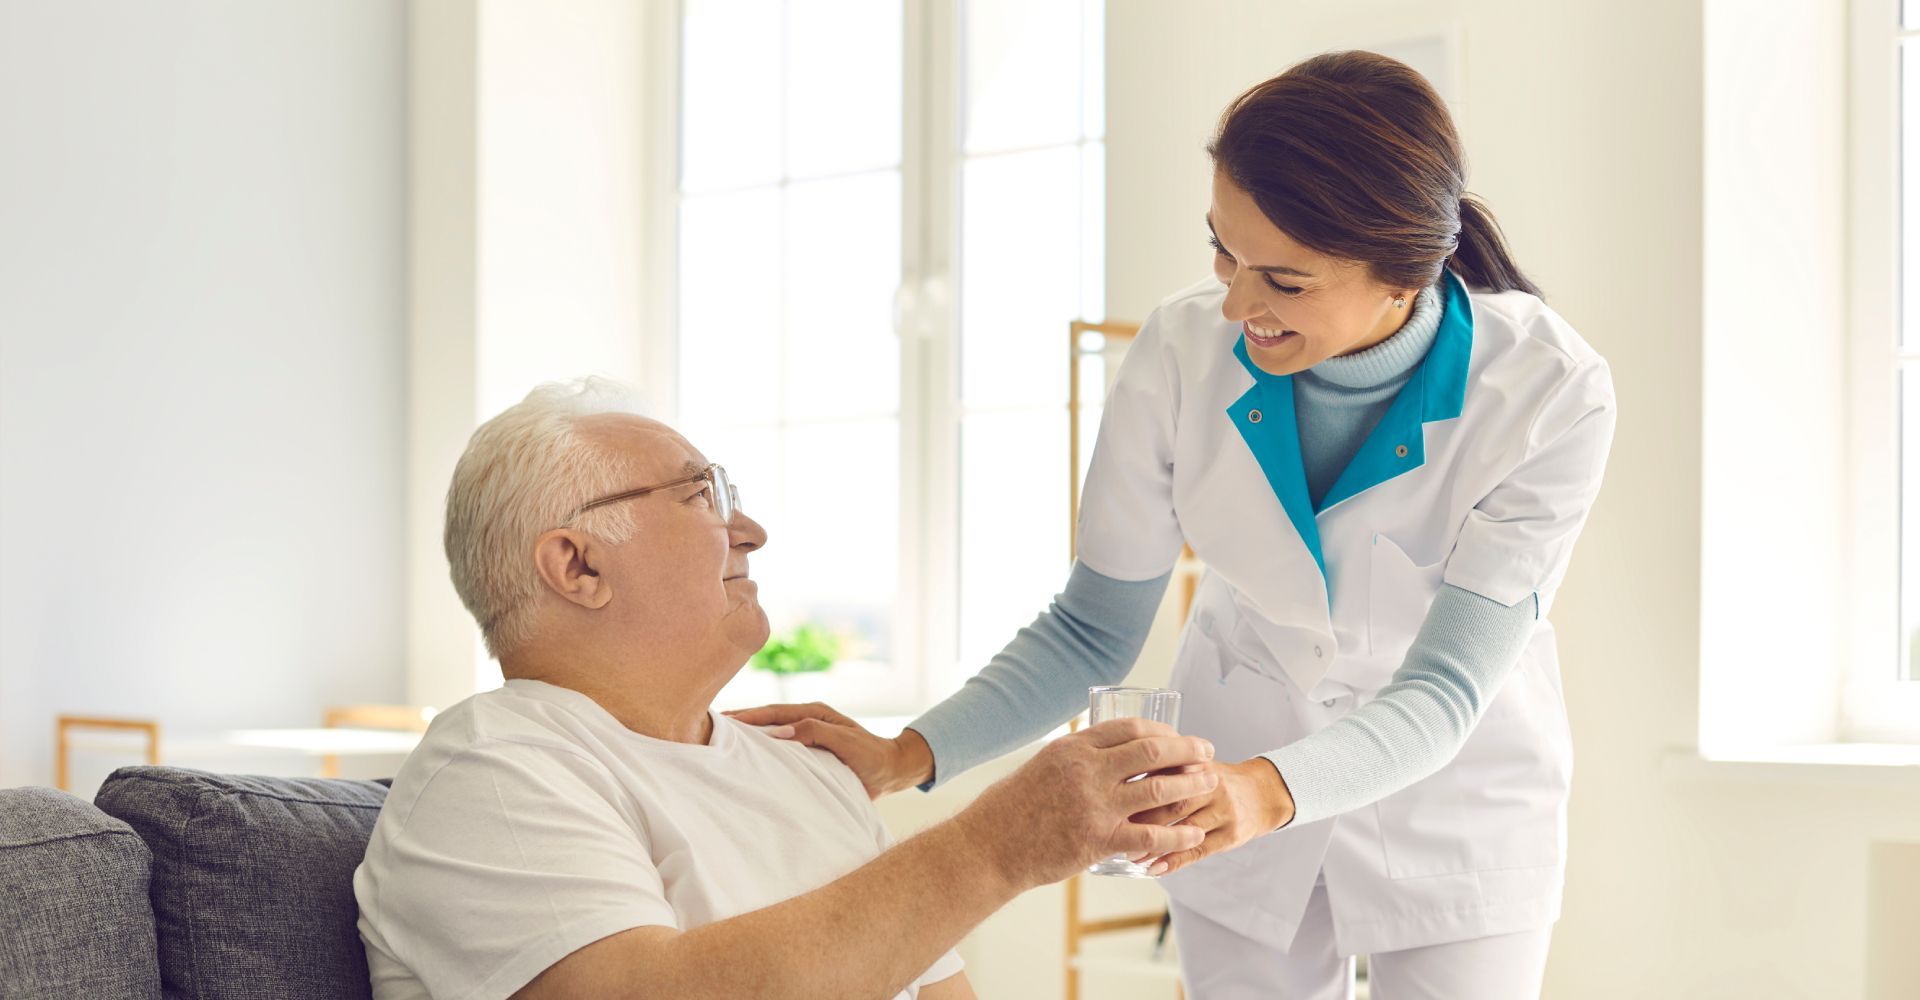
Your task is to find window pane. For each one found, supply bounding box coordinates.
[960,146,1084,409]
[959,408,1070,672]
[1905,368,1920,677]
[1080,142,1106,320]
[784,172,901,421]
[787,0,902,178]
[682,0,783,192]
[1080,0,1104,140]
[775,419,901,667]
[1906,40,1920,350]
[680,190,783,429]
[963,0,1090,153]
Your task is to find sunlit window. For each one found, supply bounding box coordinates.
[955,0,1105,675]
[674,0,1104,713]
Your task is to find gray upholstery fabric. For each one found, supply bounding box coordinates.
[95,767,389,1000]
[0,785,162,1000]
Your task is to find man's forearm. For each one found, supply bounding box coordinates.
[643,813,1016,999]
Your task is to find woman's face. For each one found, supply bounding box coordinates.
[1208,169,1416,376]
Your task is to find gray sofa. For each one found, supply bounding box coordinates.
[0,767,390,1000]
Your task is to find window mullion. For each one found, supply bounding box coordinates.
[644,0,685,421]
[900,0,964,709]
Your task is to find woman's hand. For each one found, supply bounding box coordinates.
[1133,757,1296,876]
[723,702,934,799]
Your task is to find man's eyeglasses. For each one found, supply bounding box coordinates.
[563,463,740,526]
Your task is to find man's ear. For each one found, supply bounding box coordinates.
[531,529,614,610]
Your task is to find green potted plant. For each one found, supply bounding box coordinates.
[750,622,843,702]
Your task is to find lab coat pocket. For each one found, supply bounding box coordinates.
[1169,623,1295,769]
[1368,532,1447,657]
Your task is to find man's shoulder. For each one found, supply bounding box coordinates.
[381,688,615,820]
[719,718,881,822]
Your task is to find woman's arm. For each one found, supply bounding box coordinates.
[1146,582,1540,874]
[735,310,1187,794]
[1261,582,1539,827]
[903,560,1173,789]
[729,560,1169,796]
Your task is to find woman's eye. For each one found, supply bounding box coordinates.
[1213,237,1301,295]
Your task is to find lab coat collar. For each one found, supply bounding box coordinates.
[1224,269,1476,591]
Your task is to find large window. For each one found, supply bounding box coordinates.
[1841,0,1920,742]
[668,0,1105,714]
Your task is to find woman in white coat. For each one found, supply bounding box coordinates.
[735,50,1615,1000]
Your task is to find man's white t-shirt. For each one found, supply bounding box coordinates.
[353,679,964,1000]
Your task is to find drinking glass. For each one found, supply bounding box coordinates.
[1085,685,1183,878]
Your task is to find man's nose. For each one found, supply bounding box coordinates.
[731,511,767,552]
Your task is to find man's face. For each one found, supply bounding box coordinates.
[575,413,770,671]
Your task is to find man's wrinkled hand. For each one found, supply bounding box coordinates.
[955,718,1219,891]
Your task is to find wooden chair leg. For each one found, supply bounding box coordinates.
[55,718,69,792]
[1065,873,1081,1000]
[55,716,159,791]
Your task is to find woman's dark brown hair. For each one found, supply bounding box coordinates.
[1208,50,1541,298]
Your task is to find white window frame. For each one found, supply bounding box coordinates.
[640,0,1100,715]
[1843,0,1920,743]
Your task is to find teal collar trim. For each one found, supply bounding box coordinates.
[1224,269,1476,586]
[1226,348,1326,580]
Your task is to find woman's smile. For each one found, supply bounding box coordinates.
[1243,321,1300,349]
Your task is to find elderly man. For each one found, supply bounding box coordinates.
[353,378,1216,1000]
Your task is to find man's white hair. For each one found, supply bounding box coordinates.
[445,376,652,658]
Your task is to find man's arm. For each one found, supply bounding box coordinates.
[511,720,1216,1000]
[512,819,997,1000]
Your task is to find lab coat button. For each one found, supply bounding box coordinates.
[1322,698,1336,708]
[1313,645,1323,658]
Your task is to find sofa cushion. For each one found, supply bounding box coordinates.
[0,785,162,999]
[95,767,389,1000]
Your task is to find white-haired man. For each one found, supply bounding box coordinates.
[352,378,1217,1000]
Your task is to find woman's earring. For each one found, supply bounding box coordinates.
[1393,295,1407,308]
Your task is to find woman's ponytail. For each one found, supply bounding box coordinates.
[1449,194,1541,297]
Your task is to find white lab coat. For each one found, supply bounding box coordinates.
[1075,269,1616,956]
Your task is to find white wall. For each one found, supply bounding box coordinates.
[406,0,653,707]
[1699,0,1849,753]
[0,0,408,789]
[1107,2,1920,998]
